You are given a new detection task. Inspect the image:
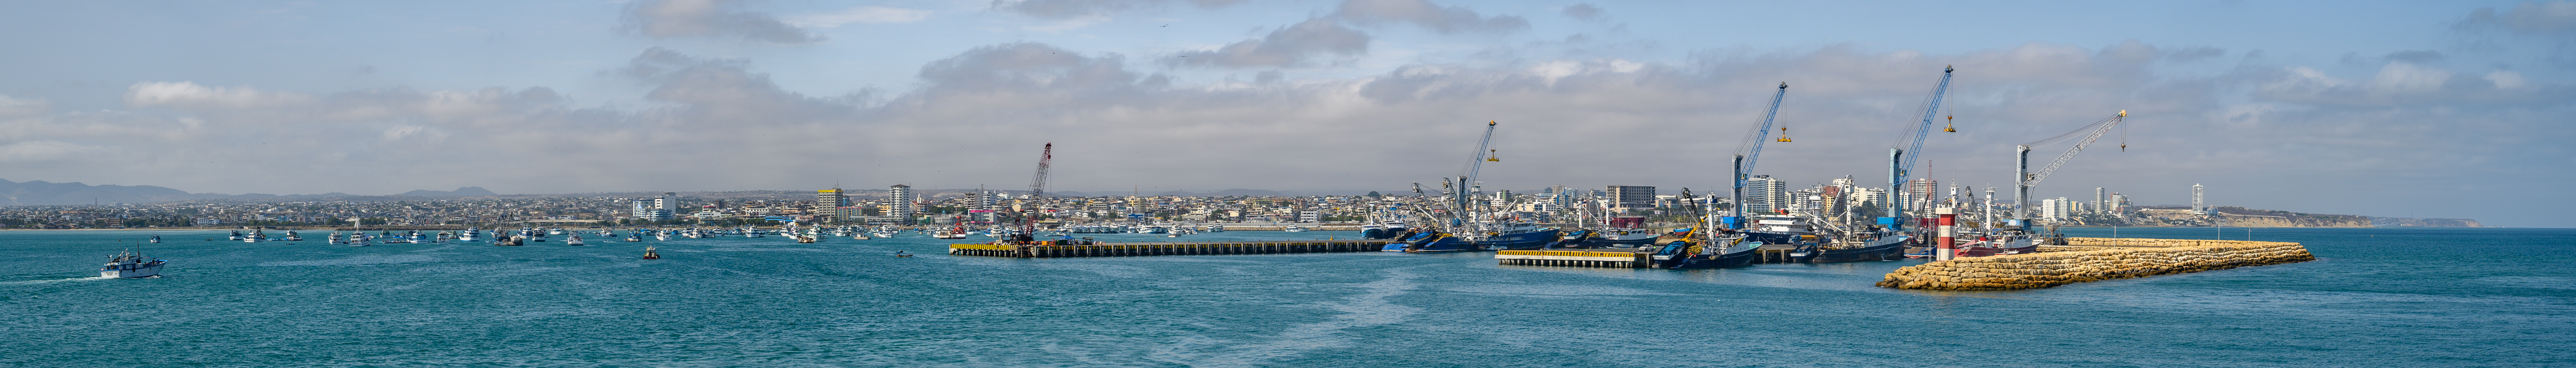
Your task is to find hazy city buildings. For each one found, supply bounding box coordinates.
[1607,185,1656,212]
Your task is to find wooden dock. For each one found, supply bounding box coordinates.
[1495,249,1651,268]
[948,240,1396,258]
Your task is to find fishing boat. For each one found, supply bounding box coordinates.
[1649,233,1761,269]
[149,235,161,243]
[1205,225,1225,232]
[1358,222,1410,239]
[641,246,660,259]
[459,228,483,242]
[281,230,302,241]
[894,251,913,258]
[98,249,165,278]
[227,230,245,241]
[625,231,644,242]
[566,235,587,246]
[1584,228,1659,247]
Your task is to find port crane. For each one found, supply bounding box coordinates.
[1731,82,1790,224]
[1446,121,1499,229]
[2015,111,2126,221]
[1016,143,1052,244]
[1888,65,1955,224]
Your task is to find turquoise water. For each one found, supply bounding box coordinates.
[4,227,2570,367]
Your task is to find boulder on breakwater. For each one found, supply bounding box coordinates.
[1875,238,2315,291]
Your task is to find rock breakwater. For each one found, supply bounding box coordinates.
[1876,238,2315,291]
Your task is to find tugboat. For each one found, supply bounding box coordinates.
[640,246,660,259]
[98,249,166,278]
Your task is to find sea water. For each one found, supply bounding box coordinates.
[3,227,2570,367]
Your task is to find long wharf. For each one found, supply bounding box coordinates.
[948,239,1397,258]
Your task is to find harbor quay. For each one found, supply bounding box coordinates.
[1495,249,1652,268]
[948,239,1395,258]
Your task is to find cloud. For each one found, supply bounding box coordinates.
[1561,3,1603,21]
[783,6,931,28]
[1169,18,1371,68]
[2460,0,2576,35]
[0,141,101,162]
[622,0,822,45]
[1334,0,1529,34]
[990,0,1249,20]
[6,40,2573,225]
[123,81,314,109]
[0,95,49,119]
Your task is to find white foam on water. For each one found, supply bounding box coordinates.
[1188,266,1426,367]
[0,275,113,285]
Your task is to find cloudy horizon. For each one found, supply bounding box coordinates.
[1,0,2569,226]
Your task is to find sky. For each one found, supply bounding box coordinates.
[0,0,2571,227]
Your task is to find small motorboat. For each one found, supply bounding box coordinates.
[641,246,660,259]
[894,251,913,258]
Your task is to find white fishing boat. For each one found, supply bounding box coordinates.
[98,249,165,278]
[1283,225,1308,232]
[566,235,588,246]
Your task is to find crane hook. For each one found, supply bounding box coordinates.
[1777,127,1792,142]
[1486,150,1500,161]
[1943,115,1956,132]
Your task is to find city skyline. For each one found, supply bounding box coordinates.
[0,0,2568,227]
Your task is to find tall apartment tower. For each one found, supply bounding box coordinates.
[1904,179,1939,217]
[2191,184,2208,215]
[2108,193,2130,215]
[2041,197,2074,222]
[1742,176,1788,215]
[816,188,847,221]
[2093,188,2107,213]
[887,184,916,219]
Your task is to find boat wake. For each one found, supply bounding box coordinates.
[0,276,114,285]
[1190,266,1426,367]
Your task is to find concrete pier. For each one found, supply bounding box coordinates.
[948,240,1394,258]
[1495,249,1650,268]
[1875,237,2316,291]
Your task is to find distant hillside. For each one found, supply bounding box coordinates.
[2369,217,2485,227]
[2126,206,2481,228]
[0,178,500,205]
[396,187,500,197]
[0,178,199,205]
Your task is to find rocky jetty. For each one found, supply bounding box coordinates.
[1875,238,2315,291]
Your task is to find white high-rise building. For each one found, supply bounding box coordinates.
[887,184,916,219]
[2109,193,2130,216]
[2041,197,2075,222]
[2191,184,2208,215]
[2094,188,2107,214]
